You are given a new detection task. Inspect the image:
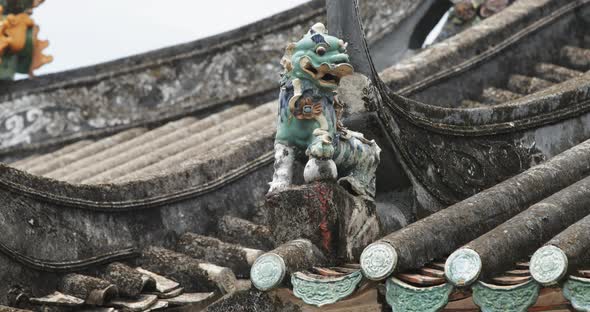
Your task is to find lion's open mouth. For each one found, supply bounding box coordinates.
[300,57,353,87]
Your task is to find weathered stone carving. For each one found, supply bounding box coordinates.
[266,182,381,261]
[268,23,380,198]
[396,122,541,204]
[0,102,85,148]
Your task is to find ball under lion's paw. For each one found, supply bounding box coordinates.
[304,158,337,183]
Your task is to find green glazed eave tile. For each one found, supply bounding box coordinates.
[291,270,363,307]
[385,277,453,312]
[472,280,540,312]
[563,275,590,312]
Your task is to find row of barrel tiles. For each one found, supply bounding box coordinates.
[1,215,275,312]
[389,258,589,310]
[10,102,276,185]
[461,45,590,107]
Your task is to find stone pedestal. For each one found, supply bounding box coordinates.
[266,182,380,262]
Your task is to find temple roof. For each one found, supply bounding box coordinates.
[1,0,590,311]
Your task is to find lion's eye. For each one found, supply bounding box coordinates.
[315,46,326,56]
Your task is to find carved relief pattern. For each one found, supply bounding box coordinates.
[445,249,481,286]
[360,242,397,280]
[0,102,85,148]
[250,253,285,291]
[472,281,540,312]
[385,278,453,312]
[291,271,362,307]
[563,276,590,312]
[393,116,541,204]
[529,245,568,285]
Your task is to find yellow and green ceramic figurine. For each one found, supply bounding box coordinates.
[268,23,380,198]
[0,0,52,80]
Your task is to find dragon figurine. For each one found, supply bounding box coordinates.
[268,23,381,198]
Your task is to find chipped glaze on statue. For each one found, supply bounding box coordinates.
[268,23,381,197]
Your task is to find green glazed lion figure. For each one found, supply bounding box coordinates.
[268,23,381,198]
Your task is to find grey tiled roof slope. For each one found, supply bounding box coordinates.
[0,0,431,157]
[11,102,277,185]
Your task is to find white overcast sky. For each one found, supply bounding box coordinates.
[31,0,309,75]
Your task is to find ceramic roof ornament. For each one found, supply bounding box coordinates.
[268,22,381,198]
[0,0,52,80]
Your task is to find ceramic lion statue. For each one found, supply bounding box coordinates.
[268,23,381,198]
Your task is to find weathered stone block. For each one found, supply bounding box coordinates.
[266,182,380,262]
